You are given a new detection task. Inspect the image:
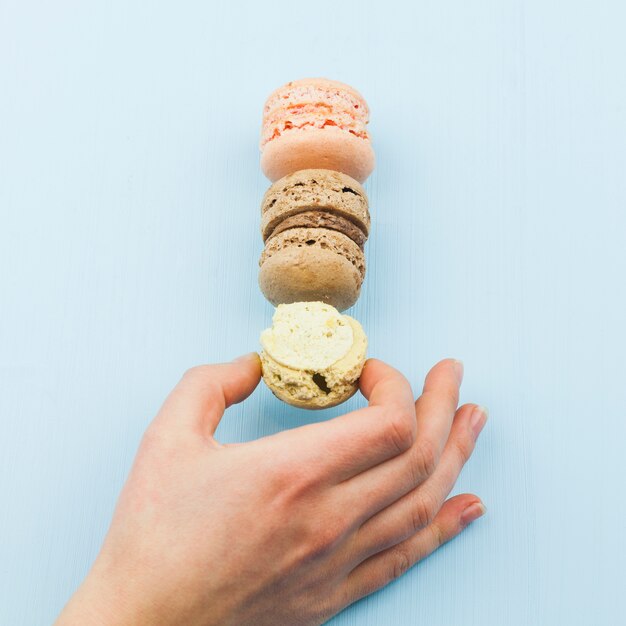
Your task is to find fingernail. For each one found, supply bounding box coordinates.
[470,405,488,440]
[453,359,464,385]
[232,352,259,363]
[461,501,486,527]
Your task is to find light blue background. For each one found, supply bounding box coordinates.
[1,1,625,624]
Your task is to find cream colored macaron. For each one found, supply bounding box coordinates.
[260,301,367,409]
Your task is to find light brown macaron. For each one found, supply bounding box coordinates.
[259,169,370,311]
[260,78,375,183]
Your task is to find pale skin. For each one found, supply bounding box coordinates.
[56,354,487,626]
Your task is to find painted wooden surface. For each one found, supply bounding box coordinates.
[1,1,625,624]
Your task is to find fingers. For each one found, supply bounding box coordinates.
[151,353,261,439]
[336,359,463,522]
[359,359,416,410]
[416,358,464,464]
[339,494,486,607]
[264,359,418,482]
[350,404,487,561]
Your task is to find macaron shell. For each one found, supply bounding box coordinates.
[260,352,359,409]
[261,168,370,240]
[259,228,365,311]
[261,78,370,150]
[263,78,370,119]
[261,126,375,183]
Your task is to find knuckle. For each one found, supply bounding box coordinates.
[410,491,438,532]
[268,459,308,498]
[139,425,166,455]
[460,402,478,413]
[267,464,290,494]
[451,433,474,464]
[440,386,459,408]
[308,596,338,626]
[267,462,330,520]
[332,584,354,614]
[390,547,412,581]
[289,462,320,494]
[181,365,224,392]
[411,440,438,480]
[182,364,209,380]
[180,366,224,409]
[430,521,445,547]
[382,407,416,455]
[303,519,344,561]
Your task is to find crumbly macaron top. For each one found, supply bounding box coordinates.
[260,301,354,371]
[261,78,371,148]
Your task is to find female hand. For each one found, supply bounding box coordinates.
[56,353,487,625]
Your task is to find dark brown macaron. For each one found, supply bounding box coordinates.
[261,169,369,242]
[259,169,370,311]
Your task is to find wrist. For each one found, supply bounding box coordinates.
[55,553,156,626]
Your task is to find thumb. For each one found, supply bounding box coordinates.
[153,353,261,439]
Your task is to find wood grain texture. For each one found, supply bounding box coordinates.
[1,1,625,624]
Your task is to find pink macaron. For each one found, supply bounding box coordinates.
[260,78,375,183]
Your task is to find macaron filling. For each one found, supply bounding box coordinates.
[266,210,367,248]
[260,302,354,372]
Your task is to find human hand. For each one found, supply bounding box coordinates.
[56,354,487,626]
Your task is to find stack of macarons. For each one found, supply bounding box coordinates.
[257,78,375,409]
[259,169,369,311]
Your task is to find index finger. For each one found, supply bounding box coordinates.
[151,353,262,440]
[267,359,417,483]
